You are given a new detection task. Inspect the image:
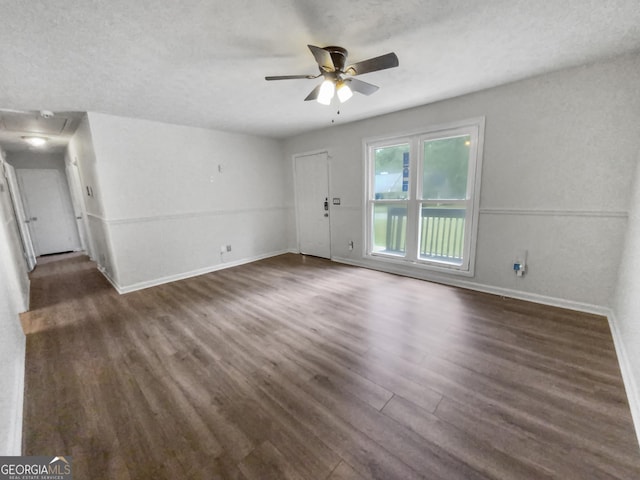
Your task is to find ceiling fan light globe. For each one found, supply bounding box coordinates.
[317,80,335,105]
[337,82,353,103]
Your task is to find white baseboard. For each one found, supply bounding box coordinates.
[607,310,640,448]
[18,279,30,314]
[97,265,120,293]
[103,250,290,294]
[331,256,608,316]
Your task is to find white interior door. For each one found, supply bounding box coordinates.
[294,152,331,259]
[4,163,36,270]
[17,169,81,256]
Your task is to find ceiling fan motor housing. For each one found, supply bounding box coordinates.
[324,46,348,72]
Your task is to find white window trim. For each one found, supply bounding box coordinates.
[363,117,485,277]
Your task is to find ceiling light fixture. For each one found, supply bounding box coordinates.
[22,136,48,147]
[266,45,398,105]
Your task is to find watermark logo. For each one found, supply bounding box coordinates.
[0,456,72,479]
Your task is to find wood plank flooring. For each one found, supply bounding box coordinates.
[21,253,640,479]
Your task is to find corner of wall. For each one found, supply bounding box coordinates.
[610,147,640,450]
[607,309,640,448]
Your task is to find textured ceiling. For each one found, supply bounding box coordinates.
[1,0,640,142]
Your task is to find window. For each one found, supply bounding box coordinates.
[366,118,484,275]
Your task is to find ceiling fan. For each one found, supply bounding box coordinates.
[265,45,399,105]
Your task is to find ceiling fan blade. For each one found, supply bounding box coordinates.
[304,83,322,101]
[265,74,319,80]
[347,78,379,96]
[308,45,335,72]
[345,52,399,76]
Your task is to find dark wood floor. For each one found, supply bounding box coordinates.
[21,253,640,479]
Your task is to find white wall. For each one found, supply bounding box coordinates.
[67,114,112,270]
[284,52,640,312]
[612,148,640,444]
[85,112,289,291]
[0,150,28,455]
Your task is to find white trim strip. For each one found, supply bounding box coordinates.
[480,208,627,218]
[607,310,640,448]
[88,206,288,226]
[85,212,107,222]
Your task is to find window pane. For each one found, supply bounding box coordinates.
[419,204,465,265]
[374,144,410,200]
[422,135,470,200]
[372,203,407,255]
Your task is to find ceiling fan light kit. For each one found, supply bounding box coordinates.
[318,79,335,105]
[266,45,398,105]
[336,81,353,103]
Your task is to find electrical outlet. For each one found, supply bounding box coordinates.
[513,249,528,277]
[220,245,226,254]
[348,240,354,250]
[226,245,232,252]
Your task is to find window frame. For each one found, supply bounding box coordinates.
[364,117,485,276]
[366,137,413,258]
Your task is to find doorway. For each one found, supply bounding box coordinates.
[65,159,91,255]
[4,163,36,270]
[16,169,81,256]
[294,151,331,259]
